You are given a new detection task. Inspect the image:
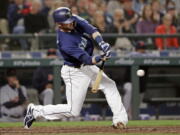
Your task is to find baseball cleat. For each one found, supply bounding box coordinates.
[112,122,126,129]
[24,103,35,129]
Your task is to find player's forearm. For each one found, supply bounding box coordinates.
[92,31,103,44]
[92,31,110,53]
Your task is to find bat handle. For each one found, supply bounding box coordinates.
[100,60,105,70]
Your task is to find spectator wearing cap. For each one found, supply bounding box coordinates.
[0,69,28,122]
[128,41,156,57]
[155,14,179,50]
[32,49,57,105]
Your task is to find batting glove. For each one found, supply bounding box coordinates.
[105,50,111,59]
[99,41,110,53]
[92,55,105,64]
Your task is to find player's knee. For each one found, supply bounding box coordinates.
[108,79,116,87]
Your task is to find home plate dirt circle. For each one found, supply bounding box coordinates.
[1,126,180,134]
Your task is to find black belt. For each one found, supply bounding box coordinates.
[64,64,82,68]
[2,113,22,119]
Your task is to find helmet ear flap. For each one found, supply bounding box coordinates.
[65,11,72,18]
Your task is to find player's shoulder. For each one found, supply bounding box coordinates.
[72,14,88,23]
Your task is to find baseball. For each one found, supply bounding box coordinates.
[137,69,145,77]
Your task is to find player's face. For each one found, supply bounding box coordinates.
[58,22,75,32]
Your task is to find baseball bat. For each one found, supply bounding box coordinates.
[91,60,105,93]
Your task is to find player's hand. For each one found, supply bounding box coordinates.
[92,53,110,64]
[105,50,111,59]
[99,41,110,53]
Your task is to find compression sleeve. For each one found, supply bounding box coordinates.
[74,15,97,35]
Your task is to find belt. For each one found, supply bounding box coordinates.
[2,113,22,119]
[64,64,83,68]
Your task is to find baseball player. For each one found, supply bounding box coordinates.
[24,7,128,129]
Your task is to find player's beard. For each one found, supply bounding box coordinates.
[58,22,75,32]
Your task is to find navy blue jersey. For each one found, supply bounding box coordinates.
[57,15,97,66]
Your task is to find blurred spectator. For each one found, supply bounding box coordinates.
[155,14,179,50]
[32,49,57,105]
[0,0,10,50]
[165,0,178,27]
[24,0,49,34]
[122,0,139,33]
[8,0,30,50]
[113,9,133,51]
[95,0,113,25]
[151,0,164,24]
[136,4,159,47]
[107,0,123,16]
[133,0,148,15]
[0,0,9,34]
[93,10,117,46]
[173,0,180,13]
[8,0,30,33]
[24,0,49,50]
[0,69,27,122]
[87,2,98,23]
[48,0,68,32]
[67,0,77,8]
[71,6,79,15]
[77,0,89,20]
[41,0,53,18]
[136,4,159,33]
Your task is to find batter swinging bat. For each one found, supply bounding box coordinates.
[91,60,105,93]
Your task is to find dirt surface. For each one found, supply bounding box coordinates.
[1,126,180,134]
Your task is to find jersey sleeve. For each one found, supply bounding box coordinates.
[61,40,93,65]
[73,15,97,35]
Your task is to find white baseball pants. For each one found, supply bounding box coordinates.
[33,65,128,125]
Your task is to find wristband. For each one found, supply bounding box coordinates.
[95,35,103,44]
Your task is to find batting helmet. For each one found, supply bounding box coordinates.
[53,7,74,24]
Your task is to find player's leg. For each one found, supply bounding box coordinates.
[81,65,128,126]
[31,65,91,120]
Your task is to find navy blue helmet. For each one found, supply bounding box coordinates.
[53,7,74,24]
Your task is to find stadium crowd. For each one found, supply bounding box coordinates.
[0,0,180,51]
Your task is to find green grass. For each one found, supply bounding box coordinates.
[1,120,180,127]
[1,120,180,135]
